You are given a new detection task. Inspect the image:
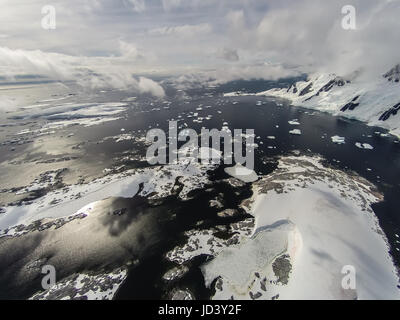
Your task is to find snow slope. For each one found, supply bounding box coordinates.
[201,155,400,300]
[258,65,400,137]
[0,150,219,233]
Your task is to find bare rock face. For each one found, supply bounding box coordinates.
[379,102,400,121]
[340,95,360,112]
[170,288,194,300]
[162,265,189,282]
[217,208,240,218]
[383,64,400,83]
[272,254,292,285]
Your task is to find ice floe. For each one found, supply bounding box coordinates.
[355,142,374,150]
[29,268,127,300]
[11,102,129,130]
[289,129,302,135]
[224,164,258,183]
[331,135,346,144]
[0,148,220,232]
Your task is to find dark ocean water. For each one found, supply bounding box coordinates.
[0,79,399,299]
[78,81,400,299]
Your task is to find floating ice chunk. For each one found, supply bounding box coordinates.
[289,129,302,135]
[331,135,345,144]
[247,143,258,148]
[355,142,374,150]
[162,265,189,281]
[375,132,389,138]
[170,289,194,300]
[223,92,238,97]
[29,268,127,300]
[198,147,222,162]
[267,136,276,140]
[223,92,252,97]
[288,120,300,125]
[224,163,258,183]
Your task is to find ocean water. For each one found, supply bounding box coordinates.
[0,79,399,299]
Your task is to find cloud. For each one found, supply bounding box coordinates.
[250,0,400,78]
[0,0,399,84]
[126,0,146,12]
[0,46,165,96]
[118,41,142,59]
[161,0,217,12]
[226,10,246,30]
[148,23,212,37]
[137,77,165,97]
[210,63,301,84]
[161,0,182,11]
[170,62,301,89]
[217,48,239,62]
[0,47,74,80]
[0,95,19,112]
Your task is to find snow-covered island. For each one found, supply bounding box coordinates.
[168,155,400,300]
[256,64,400,137]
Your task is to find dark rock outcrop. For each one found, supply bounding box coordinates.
[299,82,313,96]
[379,102,400,121]
[341,95,360,112]
[383,64,400,83]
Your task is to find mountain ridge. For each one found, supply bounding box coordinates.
[259,65,400,137]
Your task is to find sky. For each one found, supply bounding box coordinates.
[0,0,399,93]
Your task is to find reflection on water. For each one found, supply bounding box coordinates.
[0,79,399,299]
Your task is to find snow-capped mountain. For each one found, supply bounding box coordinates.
[260,65,400,137]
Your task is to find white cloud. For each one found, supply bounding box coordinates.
[0,47,74,80]
[217,48,239,62]
[137,76,165,97]
[0,95,19,112]
[126,0,146,12]
[161,0,182,11]
[161,0,216,12]
[226,10,246,31]
[118,41,142,59]
[210,63,301,84]
[148,23,212,37]
[0,46,165,96]
[250,0,400,78]
[171,62,301,88]
[0,0,399,84]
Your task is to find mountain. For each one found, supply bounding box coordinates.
[259,65,400,137]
